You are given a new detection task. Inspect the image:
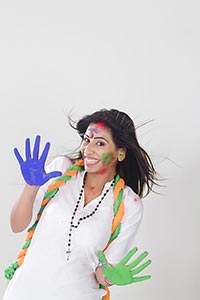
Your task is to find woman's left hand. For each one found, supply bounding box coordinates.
[98,247,152,286]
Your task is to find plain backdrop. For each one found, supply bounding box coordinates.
[0,1,199,299]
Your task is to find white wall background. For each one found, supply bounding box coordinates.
[0,1,199,299]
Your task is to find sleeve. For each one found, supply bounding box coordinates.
[31,156,73,223]
[103,186,143,265]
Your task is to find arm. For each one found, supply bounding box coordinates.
[10,135,62,233]
[95,188,148,286]
[10,184,39,233]
[102,188,143,265]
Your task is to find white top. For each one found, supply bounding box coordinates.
[3,156,143,300]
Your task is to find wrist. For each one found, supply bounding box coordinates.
[24,184,40,194]
[103,274,113,286]
[95,266,113,287]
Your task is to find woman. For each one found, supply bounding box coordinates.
[3,109,157,300]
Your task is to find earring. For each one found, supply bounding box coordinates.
[118,153,125,162]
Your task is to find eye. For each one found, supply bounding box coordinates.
[96,141,105,146]
[82,137,90,144]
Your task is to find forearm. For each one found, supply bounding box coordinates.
[95,266,113,287]
[10,184,40,233]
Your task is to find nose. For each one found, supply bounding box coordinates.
[83,142,95,156]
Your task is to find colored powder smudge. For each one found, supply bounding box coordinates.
[96,122,106,129]
[133,196,140,202]
[87,123,108,137]
[98,167,108,174]
[101,153,116,166]
[88,127,98,135]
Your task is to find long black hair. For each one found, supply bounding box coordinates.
[68,108,157,198]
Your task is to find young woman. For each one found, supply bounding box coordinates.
[3,109,157,300]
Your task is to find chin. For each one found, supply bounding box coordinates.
[86,166,109,175]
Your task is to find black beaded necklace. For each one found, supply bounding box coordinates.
[66,173,115,261]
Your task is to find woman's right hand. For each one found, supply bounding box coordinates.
[14,135,62,186]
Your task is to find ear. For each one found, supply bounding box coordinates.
[117,148,126,162]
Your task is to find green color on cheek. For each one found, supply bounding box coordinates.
[101,153,116,166]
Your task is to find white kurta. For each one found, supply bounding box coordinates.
[3,156,143,300]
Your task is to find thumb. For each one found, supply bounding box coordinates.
[98,251,108,267]
[45,171,62,181]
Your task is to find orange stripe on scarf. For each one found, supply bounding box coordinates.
[113,178,124,201]
[112,202,125,232]
[102,177,125,300]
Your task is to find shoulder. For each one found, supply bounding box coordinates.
[122,185,144,220]
[46,156,73,174]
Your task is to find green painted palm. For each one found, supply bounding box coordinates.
[98,247,152,286]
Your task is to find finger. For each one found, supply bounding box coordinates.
[33,135,41,159]
[13,148,24,165]
[132,275,151,283]
[120,247,138,266]
[25,138,31,160]
[129,251,149,270]
[131,259,152,276]
[98,251,108,267]
[39,141,50,163]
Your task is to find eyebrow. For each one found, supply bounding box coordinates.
[84,134,109,143]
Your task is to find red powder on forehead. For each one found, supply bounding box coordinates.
[90,133,94,138]
[96,122,106,128]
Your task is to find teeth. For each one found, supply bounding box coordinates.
[85,158,99,164]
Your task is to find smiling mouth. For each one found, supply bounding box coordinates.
[84,158,100,166]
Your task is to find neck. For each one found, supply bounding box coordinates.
[83,171,116,206]
[85,170,116,189]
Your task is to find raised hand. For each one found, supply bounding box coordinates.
[98,247,152,286]
[14,135,62,186]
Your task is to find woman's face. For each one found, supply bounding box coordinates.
[80,122,122,175]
